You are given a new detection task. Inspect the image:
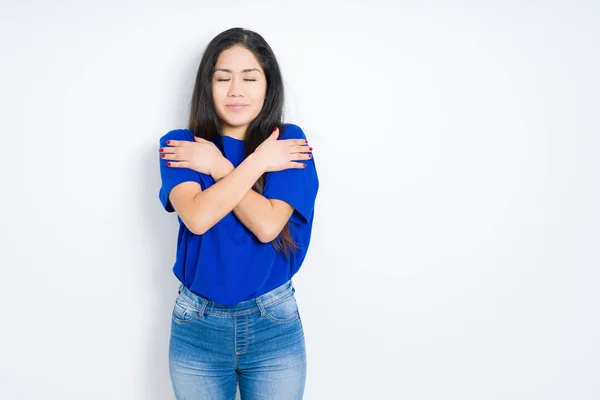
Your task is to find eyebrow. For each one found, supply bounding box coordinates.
[214,68,262,74]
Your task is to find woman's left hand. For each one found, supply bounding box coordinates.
[160,137,225,176]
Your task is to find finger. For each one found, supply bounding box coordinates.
[269,130,279,140]
[290,152,312,161]
[294,145,312,153]
[290,139,308,146]
[165,161,191,168]
[288,161,306,169]
[161,152,184,161]
[160,145,183,155]
[166,140,191,147]
[160,146,177,154]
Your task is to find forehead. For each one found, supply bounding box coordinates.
[214,46,263,73]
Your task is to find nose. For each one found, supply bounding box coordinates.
[228,76,244,97]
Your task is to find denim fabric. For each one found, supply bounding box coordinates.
[169,279,307,399]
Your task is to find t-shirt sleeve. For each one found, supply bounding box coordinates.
[262,124,319,225]
[158,129,202,213]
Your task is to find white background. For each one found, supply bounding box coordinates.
[1,1,599,399]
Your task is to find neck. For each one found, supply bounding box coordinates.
[221,124,247,141]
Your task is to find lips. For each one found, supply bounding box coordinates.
[227,104,249,111]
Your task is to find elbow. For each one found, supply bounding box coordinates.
[257,235,275,244]
[257,234,274,244]
[184,220,204,235]
[192,219,211,236]
[190,224,207,236]
[187,214,209,236]
[187,192,209,235]
[257,225,279,244]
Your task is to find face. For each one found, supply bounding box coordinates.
[212,45,267,138]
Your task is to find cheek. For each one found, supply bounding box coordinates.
[250,86,267,106]
[212,95,227,115]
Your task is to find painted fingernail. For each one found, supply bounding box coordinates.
[166,141,171,145]
[273,127,277,132]
[305,140,308,143]
[159,148,163,152]
[309,147,313,151]
[161,154,165,158]
[303,164,306,168]
[308,154,312,158]
[166,162,171,166]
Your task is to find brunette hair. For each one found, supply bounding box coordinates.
[188,27,298,257]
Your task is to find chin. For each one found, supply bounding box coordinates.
[222,118,252,127]
[221,114,257,127]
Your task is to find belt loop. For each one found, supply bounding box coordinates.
[198,298,208,319]
[255,297,266,317]
[178,283,183,294]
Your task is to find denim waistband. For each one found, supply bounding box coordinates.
[178,279,295,317]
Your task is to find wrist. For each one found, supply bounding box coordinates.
[211,157,234,180]
[245,153,266,175]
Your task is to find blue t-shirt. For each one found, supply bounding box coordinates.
[158,123,319,306]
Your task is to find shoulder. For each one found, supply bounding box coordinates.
[159,129,194,146]
[280,123,307,140]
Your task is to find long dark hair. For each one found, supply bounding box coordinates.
[188,27,298,258]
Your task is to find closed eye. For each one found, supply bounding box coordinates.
[216,79,257,82]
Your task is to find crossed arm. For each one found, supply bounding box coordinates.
[169,153,294,243]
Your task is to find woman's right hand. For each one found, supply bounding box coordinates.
[254,127,313,173]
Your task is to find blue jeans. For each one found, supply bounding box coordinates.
[169,279,307,399]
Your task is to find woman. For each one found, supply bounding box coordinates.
[157,27,319,399]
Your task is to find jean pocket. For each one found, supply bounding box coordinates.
[172,294,200,323]
[263,294,300,323]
